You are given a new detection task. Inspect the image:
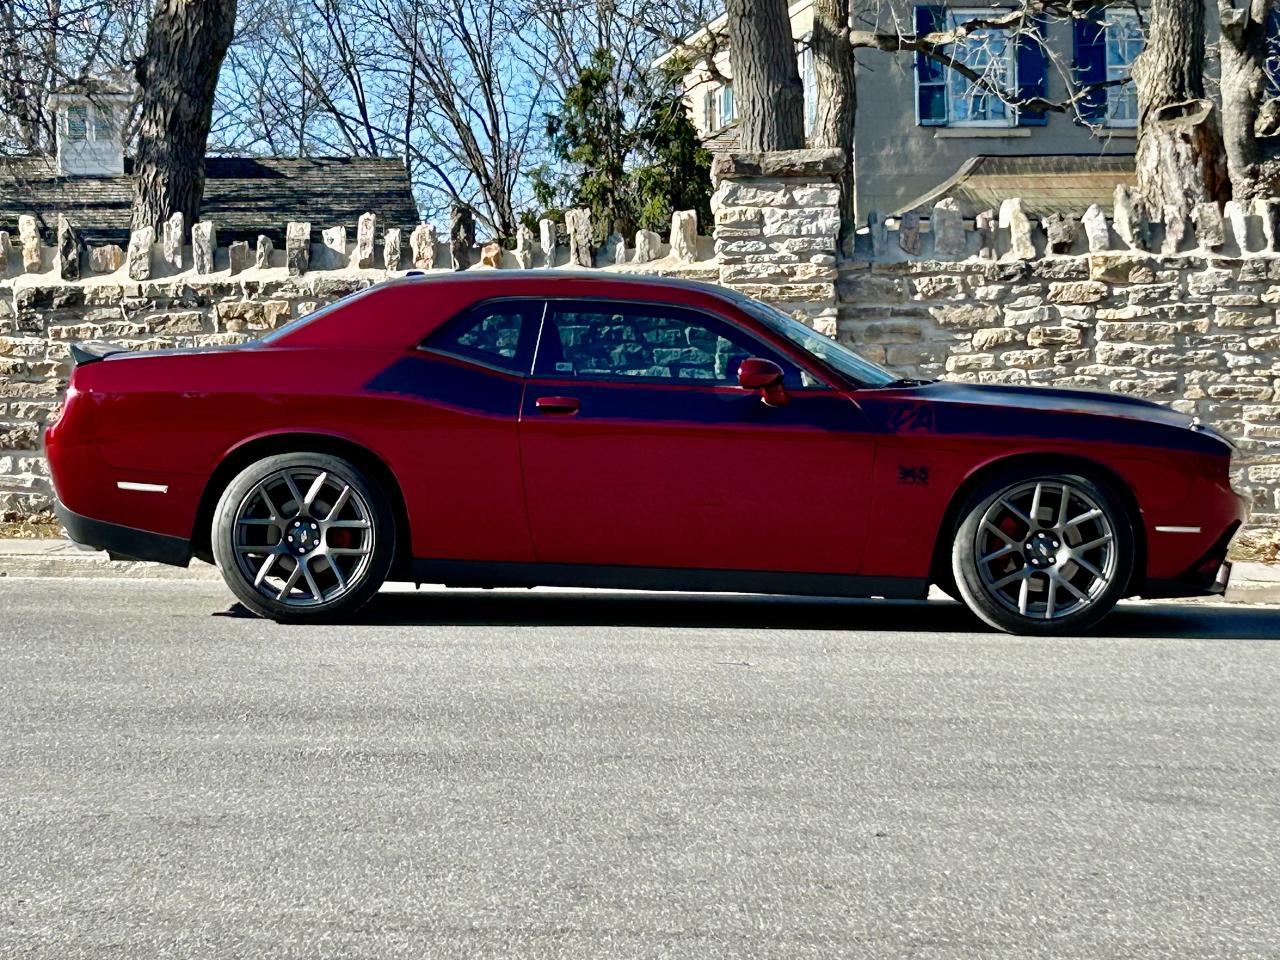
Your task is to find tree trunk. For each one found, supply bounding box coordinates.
[725,0,806,151]
[130,0,237,232]
[1132,0,1229,220]
[1219,0,1280,200]
[811,0,856,253]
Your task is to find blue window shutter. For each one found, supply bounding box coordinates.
[1073,9,1107,124]
[915,6,947,126]
[1267,9,1280,99]
[1016,13,1049,126]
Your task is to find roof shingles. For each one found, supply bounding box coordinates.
[0,156,420,246]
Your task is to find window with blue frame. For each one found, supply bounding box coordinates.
[1074,6,1144,127]
[914,5,1047,128]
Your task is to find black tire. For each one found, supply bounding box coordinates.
[950,468,1134,636]
[211,452,395,622]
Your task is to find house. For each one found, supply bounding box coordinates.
[657,2,1253,220]
[0,80,419,247]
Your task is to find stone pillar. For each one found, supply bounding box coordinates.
[538,218,557,268]
[356,213,377,268]
[18,215,41,273]
[384,227,402,271]
[57,215,82,281]
[450,205,474,271]
[286,222,311,276]
[711,149,843,335]
[410,224,436,269]
[192,221,216,274]
[565,209,593,267]
[163,212,184,271]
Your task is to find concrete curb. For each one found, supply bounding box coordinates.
[3,539,1279,605]
[0,539,220,580]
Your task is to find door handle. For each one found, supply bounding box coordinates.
[535,395,581,415]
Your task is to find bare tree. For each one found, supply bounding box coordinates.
[726,0,805,150]
[812,0,856,250]
[1132,0,1229,220]
[0,0,148,160]
[131,0,238,230]
[1219,0,1280,201]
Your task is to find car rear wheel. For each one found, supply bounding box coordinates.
[211,452,395,622]
[951,470,1134,635]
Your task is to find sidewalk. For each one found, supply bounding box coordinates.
[2,538,1279,605]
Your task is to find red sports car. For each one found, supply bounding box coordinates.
[46,272,1244,634]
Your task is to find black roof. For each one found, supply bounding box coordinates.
[0,155,420,247]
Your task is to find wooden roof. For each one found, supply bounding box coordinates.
[895,154,1137,219]
[0,155,420,247]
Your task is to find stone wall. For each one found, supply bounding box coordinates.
[8,152,1280,537]
[708,149,1280,529]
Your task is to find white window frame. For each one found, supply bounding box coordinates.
[718,83,735,128]
[944,9,1018,128]
[798,34,818,136]
[65,104,88,142]
[1103,8,1142,128]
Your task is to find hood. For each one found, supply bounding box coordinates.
[859,380,1231,457]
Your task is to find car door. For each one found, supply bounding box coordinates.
[375,297,543,563]
[517,298,876,575]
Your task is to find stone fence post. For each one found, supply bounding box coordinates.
[711,148,844,336]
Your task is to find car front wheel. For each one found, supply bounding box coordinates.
[951,470,1134,635]
[211,452,395,622]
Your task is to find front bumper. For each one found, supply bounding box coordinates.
[55,501,192,567]
[1140,523,1238,599]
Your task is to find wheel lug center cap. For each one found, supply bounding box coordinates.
[1025,532,1059,567]
[289,520,319,553]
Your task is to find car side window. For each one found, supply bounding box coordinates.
[535,303,796,385]
[423,300,541,375]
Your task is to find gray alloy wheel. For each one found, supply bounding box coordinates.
[211,452,395,622]
[951,471,1134,635]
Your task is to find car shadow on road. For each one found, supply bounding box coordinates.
[298,591,1280,640]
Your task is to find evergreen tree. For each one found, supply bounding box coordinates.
[532,49,711,241]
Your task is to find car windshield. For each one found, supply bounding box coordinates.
[731,295,899,387]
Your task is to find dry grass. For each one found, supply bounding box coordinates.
[0,512,62,540]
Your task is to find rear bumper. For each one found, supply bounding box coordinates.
[55,501,192,567]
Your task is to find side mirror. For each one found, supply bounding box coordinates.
[737,357,789,407]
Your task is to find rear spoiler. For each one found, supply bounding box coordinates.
[69,341,126,367]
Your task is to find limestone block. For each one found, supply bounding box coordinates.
[514,224,534,269]
[669,209,697,262]
[1162,205,1189,255]
[450,205,474,271]
[1048,281,1108,304]
[192,221,216,274]
[480,241,503,268]
[1192,202,1226,249]
[867,210,888,258]
[18,215,41,272]
[89,244,124,273]
[539,218,558,268]
[898,211,922,256]
[566,208,593,267]
[228,240,251,276]
[321,226,347,268]
[0,230,8,271]
[1225,200,1255,253]
[931,198,966,257]
[1043,213,1078,255]
[384,228,402,271]
[999,198,1036,261]
[127,227,154,281]
[286,222,311,276]
[1259,199,1280,253]
[55,216,81,281]
[356,213,377,269]
[163,212,184,270]
[410,224,437,269]
[255,235,273,269]
[1082,204,1111,253]
[1113,186,1150,250]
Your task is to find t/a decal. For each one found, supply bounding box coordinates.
[898,466,930,485]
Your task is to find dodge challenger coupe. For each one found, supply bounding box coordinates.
[46,272,1245,634]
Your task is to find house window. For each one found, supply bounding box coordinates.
[719,84,735,127]
[1103,10,1142,126]
[799,38,818,135]
[703,83,736,131]
[1265,8,1280,98]
[944,10,1014,126]
[66,105,88,142]
[92,105,115,140]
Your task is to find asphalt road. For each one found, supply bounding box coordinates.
[1,579,1278,960]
